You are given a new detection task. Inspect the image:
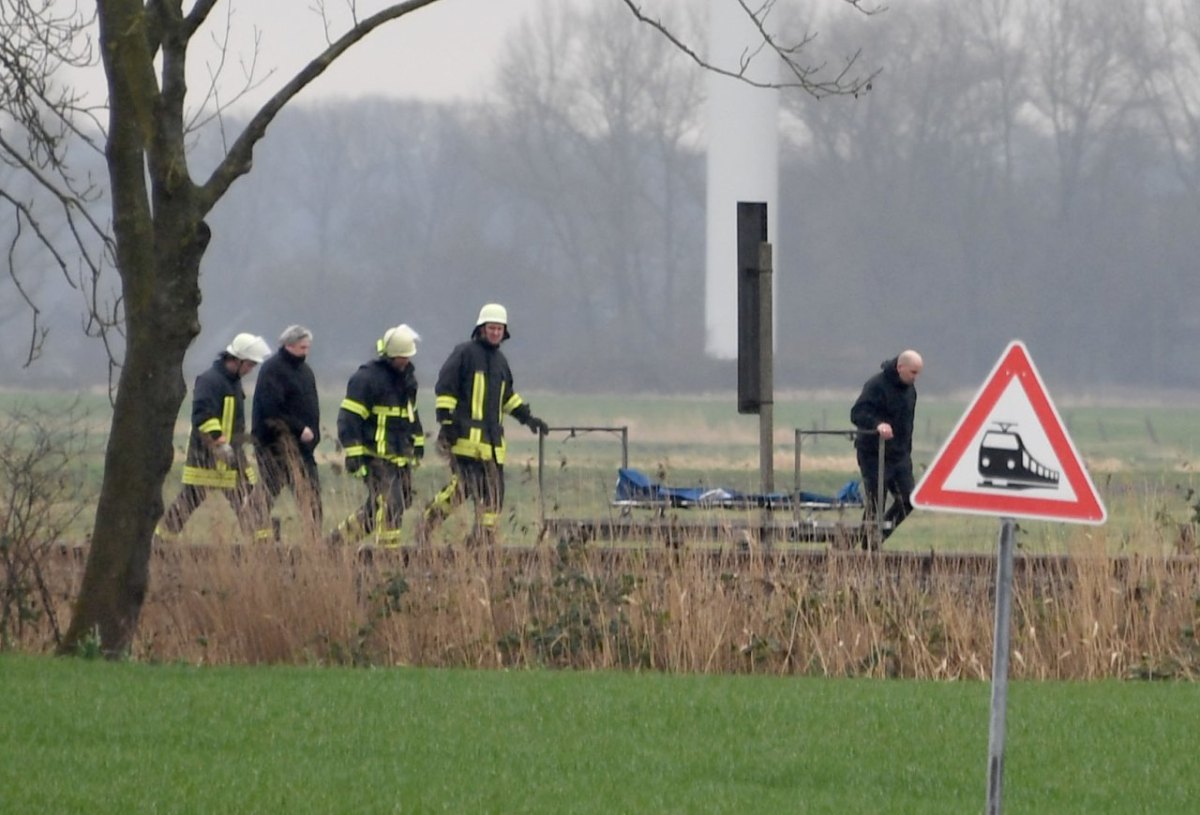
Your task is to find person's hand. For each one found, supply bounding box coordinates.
[437,426,457,453]
[214,442,236,464]
[344,456,367,478]
[300,426,315,444]
[876,422,894,441]
[527,416,550,436]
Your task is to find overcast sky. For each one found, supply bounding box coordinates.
[59,0,545,107]
[240,0,544,104]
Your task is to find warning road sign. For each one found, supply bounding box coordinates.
[912,340,1106,524]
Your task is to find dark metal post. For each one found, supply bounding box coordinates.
[537,429,546,525]
[758,242,774,540]
[986,517,1017,815]
[875,435,886,542]
[793,428,802,525]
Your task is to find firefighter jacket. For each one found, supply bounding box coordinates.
[434,337,534,465]
[182,357,257,489]
[337,358,425,467]
[252,345,321,460]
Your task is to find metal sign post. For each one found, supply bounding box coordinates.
[910,341,1108,815]
[986,517,1017,815]
[757,241,774,539]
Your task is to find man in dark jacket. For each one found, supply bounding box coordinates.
[250,324,322,541]
[158,333,272,540]
[850,349,924,545]
[419,303,548,546]
[328,324,425,549]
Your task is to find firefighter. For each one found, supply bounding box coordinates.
[249,324,322,542]
[419,303,549,546]
[158,333,272,539]
[328,325,425,549]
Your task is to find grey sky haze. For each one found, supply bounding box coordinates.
[58,0,544,108]
[242,0,543,105]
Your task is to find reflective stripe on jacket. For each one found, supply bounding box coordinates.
[182,358,256,489]
[337,358,424,466]
[434,338,526,464]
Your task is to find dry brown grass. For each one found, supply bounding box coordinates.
[30,529,1200,679]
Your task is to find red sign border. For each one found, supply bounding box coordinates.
[913,340,1106,524]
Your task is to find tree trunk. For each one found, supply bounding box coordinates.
[59,0,205,655]
[59,220,206,656]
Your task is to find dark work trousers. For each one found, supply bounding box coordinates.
[857,451,915,540]
[160,478,255,537]
[338,458,412,547]
[252,441,323,534]
[426,456,504,535]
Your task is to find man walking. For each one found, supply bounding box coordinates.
[159,333,272,540]
[850,349,924,546]
[329,325,425,549]
[420,303,549,546]
[250,325,323,542]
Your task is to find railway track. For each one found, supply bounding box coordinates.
[47,540,1198,588]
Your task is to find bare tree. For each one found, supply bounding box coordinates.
[489,0,706,363]
[2,0,878,657]
[0,0,111,367]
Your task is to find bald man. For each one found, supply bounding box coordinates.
[850,350,924,546]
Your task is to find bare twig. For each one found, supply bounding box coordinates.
[620,0,883,98]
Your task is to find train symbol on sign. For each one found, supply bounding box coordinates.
[977,422,1060,490]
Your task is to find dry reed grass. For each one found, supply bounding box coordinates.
[31,527,1200,680]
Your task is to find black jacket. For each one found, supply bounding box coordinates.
[252,346,320,456]
[434,337,533,464]
[337,358,424,466]
[850,357,917,463]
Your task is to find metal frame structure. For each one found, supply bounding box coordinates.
[535,425,888,547]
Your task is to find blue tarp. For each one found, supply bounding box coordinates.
[613,468,861,509]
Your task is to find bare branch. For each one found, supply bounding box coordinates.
[199,0,441,210]
[184,5,274,140]
[620,0,882,98]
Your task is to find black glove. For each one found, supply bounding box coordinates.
[527,416,550,436]
[344,455,367,478]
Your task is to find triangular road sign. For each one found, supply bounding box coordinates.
[913,340,1106,524]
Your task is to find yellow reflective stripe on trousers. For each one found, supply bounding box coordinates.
[182,465,238,488]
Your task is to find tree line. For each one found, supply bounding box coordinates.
[5,0,1199,398]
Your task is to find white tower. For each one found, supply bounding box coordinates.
[705,0,780,359]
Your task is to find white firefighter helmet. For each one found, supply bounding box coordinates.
[225,333,271,363]
[379,324,419,358]
[474,303,511,340]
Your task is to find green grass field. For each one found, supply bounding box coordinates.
[5,393,1200,811]
[2,654,1197,814]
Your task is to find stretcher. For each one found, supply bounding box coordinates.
[612,467,862,513]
